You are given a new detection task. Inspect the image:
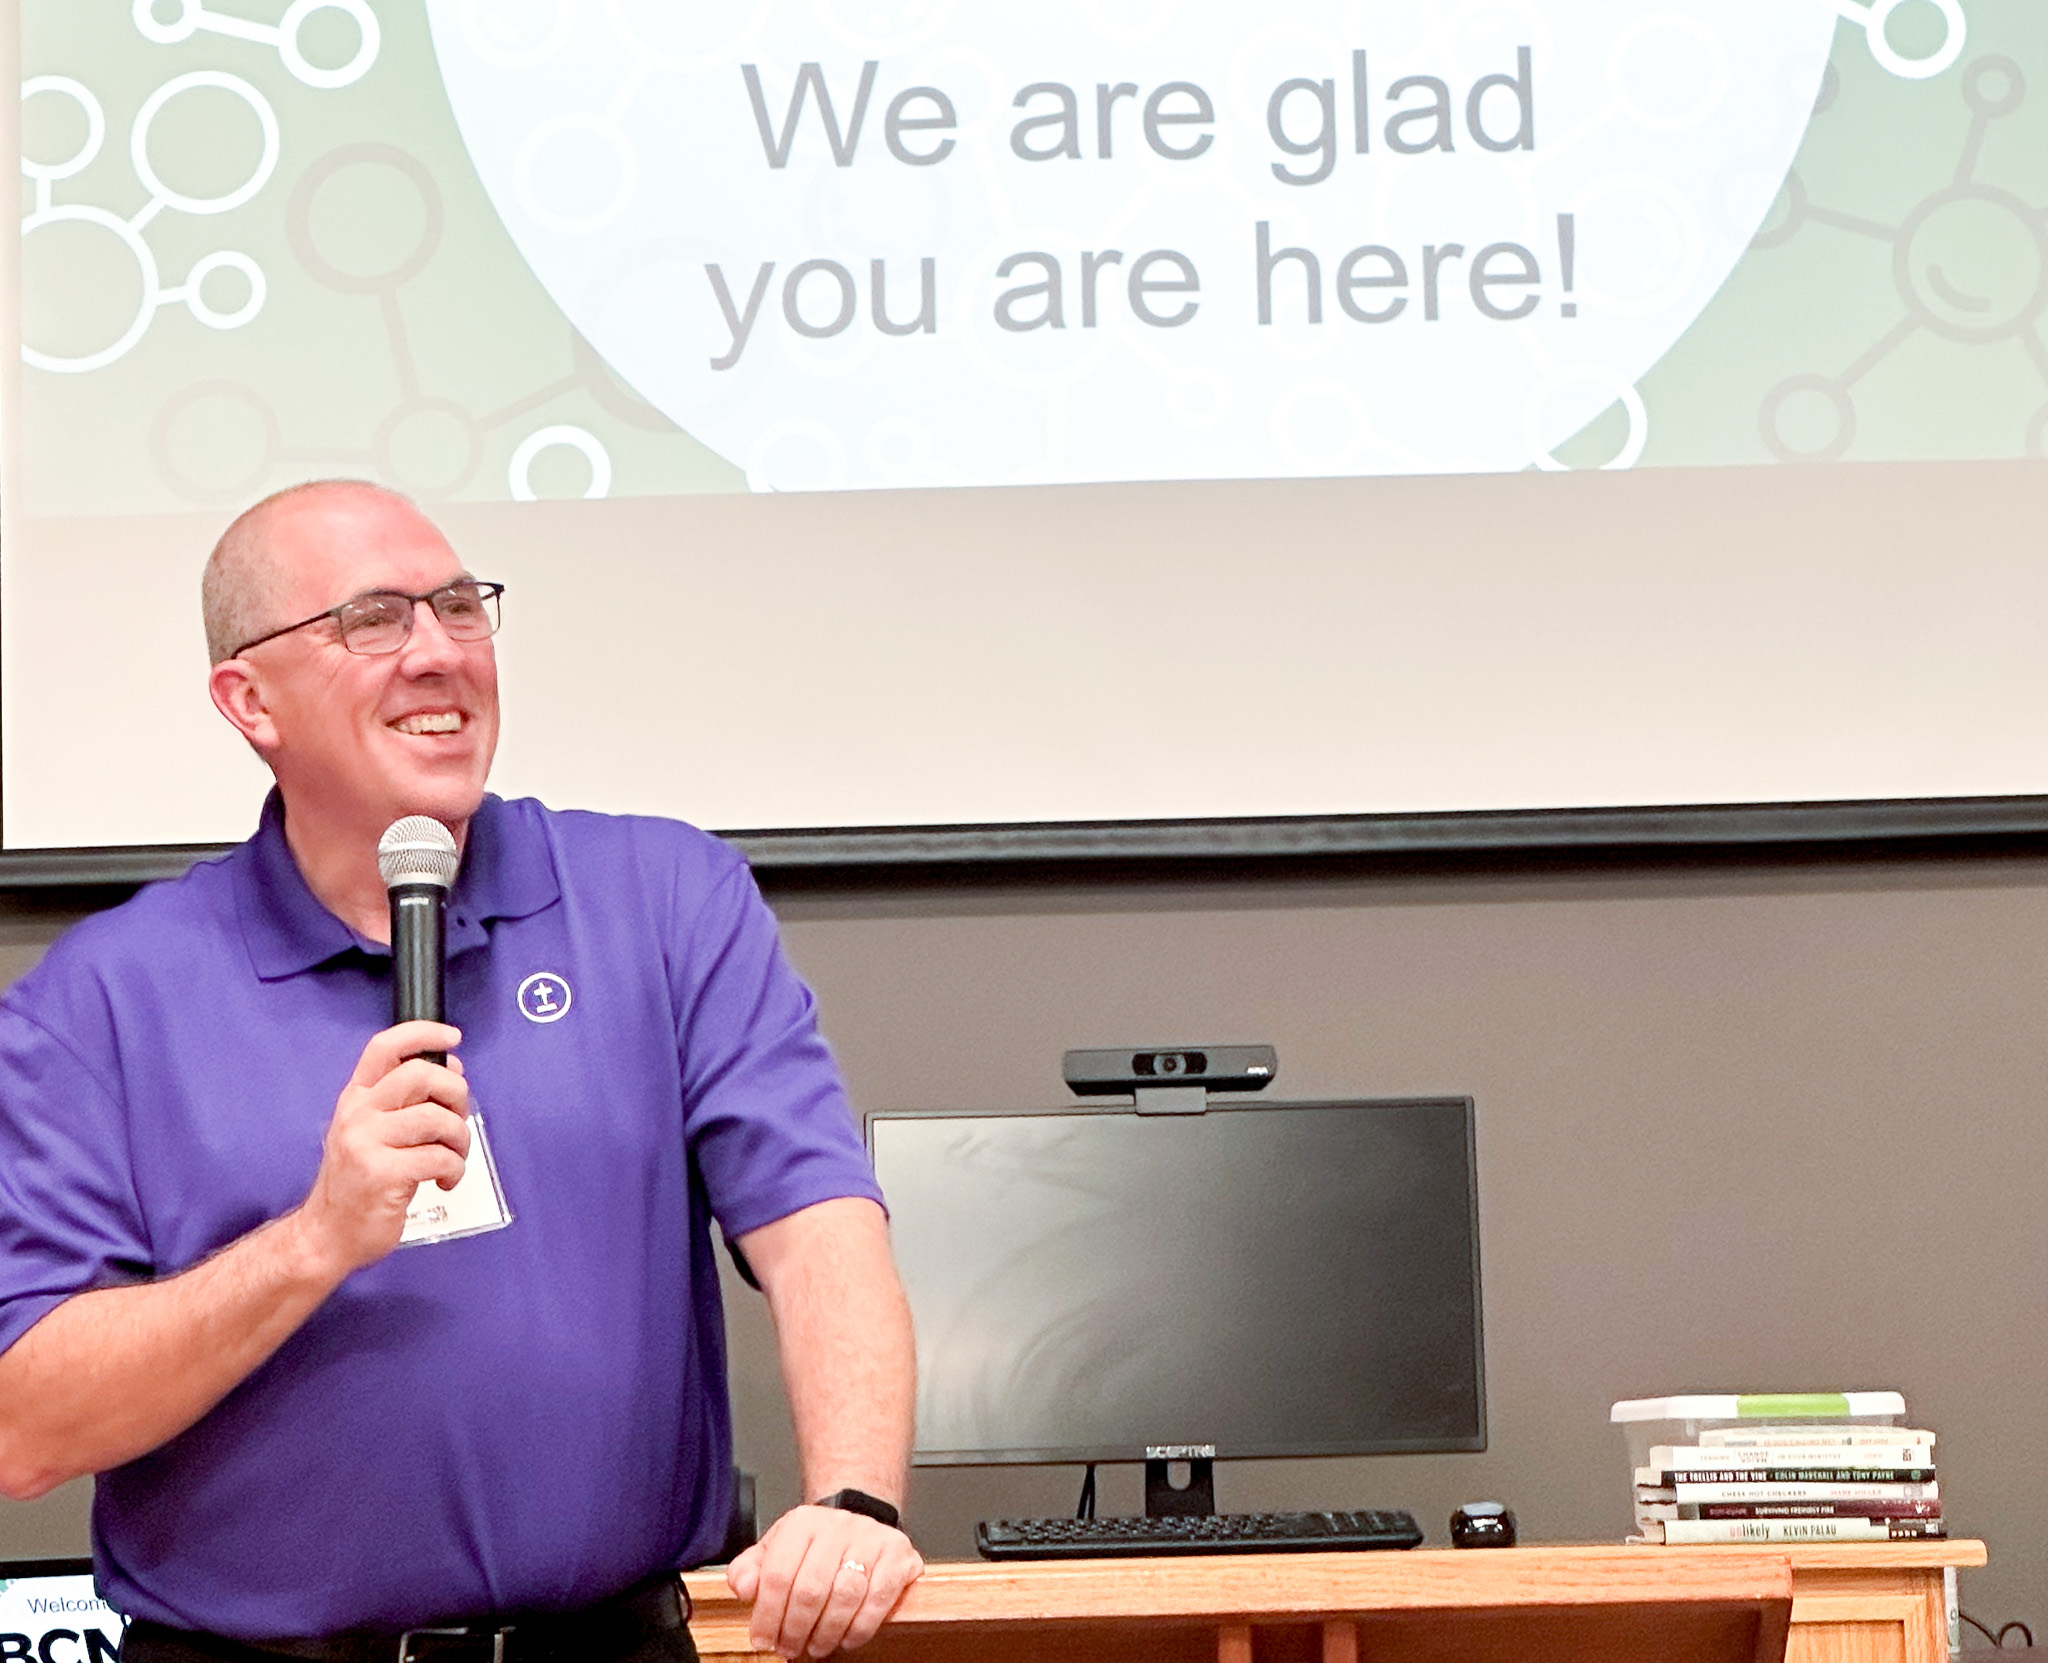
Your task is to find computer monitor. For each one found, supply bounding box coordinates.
[867,1095,1484,1504]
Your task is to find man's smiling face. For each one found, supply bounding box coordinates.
[231,485,501,844]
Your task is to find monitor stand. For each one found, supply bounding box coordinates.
[1144,1447,1216,1517]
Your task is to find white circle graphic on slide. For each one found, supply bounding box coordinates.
[20,77,106,182]
[517,971,573,1023]
[131,73,280,217]
[424,0,1838,487]
[508,425,614,499]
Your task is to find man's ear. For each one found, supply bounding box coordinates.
[208,657,280,755]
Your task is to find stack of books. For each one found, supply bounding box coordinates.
[1633,1422,1943,1544]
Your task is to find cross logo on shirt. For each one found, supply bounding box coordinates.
[517,971,573,1024]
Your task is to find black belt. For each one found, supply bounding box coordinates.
[123,1572,695,1663]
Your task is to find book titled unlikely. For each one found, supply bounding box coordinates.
[1618,1394,1944,1545]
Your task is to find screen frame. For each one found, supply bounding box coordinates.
[4,792,2048,888]
[0,1559,95,1579]
[866,1093,1487,1467]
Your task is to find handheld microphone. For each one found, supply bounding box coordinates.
[377,816,460,1064]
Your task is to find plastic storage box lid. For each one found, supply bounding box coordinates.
[1610,1392,1906,1422]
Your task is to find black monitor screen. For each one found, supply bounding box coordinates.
[867,1097,1484,1465]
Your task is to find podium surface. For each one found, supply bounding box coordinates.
[686,1541,1995,1663]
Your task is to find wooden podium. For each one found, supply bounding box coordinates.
[1715,1540,1985,1663]
[683,1540,1983,1663]
[683,1539,1976,1663]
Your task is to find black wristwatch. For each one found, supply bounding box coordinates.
[816,1488,901,1530]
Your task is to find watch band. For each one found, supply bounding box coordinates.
[816,1488,901,1530]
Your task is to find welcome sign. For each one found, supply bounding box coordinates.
[0,1568,123,1663]
[428,2,1848,489]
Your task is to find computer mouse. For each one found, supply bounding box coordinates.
[1450,1501,1517,1547]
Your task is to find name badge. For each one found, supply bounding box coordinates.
[401,1110,513,1246]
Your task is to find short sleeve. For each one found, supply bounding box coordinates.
[669,860,883,1240]
[0,1002,154,1356]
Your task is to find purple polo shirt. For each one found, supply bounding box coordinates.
[0,793,882,1639]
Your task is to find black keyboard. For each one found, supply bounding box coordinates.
[976,1508,1424,1559]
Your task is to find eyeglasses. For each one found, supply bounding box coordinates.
[231,580,506,658]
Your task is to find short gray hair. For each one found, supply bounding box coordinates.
[201,479,418,664]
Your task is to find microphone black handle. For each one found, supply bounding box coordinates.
[389,882,448,1065]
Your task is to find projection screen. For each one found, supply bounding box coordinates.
[5,1,2048,868]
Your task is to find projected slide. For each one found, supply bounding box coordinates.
[9,2,2048,857]
[14,1,2046,513]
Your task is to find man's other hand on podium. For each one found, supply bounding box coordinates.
[728,1503,924,1658]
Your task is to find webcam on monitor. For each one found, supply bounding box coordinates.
[1062,1044,1278,1097]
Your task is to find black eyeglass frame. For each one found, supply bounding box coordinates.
[230,579,506,659]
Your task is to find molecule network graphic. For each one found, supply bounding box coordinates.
[19,0,654,505]
[1545,0,1976,471]
[23,70,277,375]
[1821,0,1966,81]
[22,0,380,375]
[1757,46,2048,462]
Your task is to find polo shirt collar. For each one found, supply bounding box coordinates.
[236,790,561,982]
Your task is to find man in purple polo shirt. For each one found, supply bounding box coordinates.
[0,481,922,1663]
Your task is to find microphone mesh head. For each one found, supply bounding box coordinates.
[377,816,460,890]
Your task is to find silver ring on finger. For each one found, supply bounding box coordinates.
[840,1558,869,1579]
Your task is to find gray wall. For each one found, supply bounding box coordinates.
[2,853,2041,1633]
